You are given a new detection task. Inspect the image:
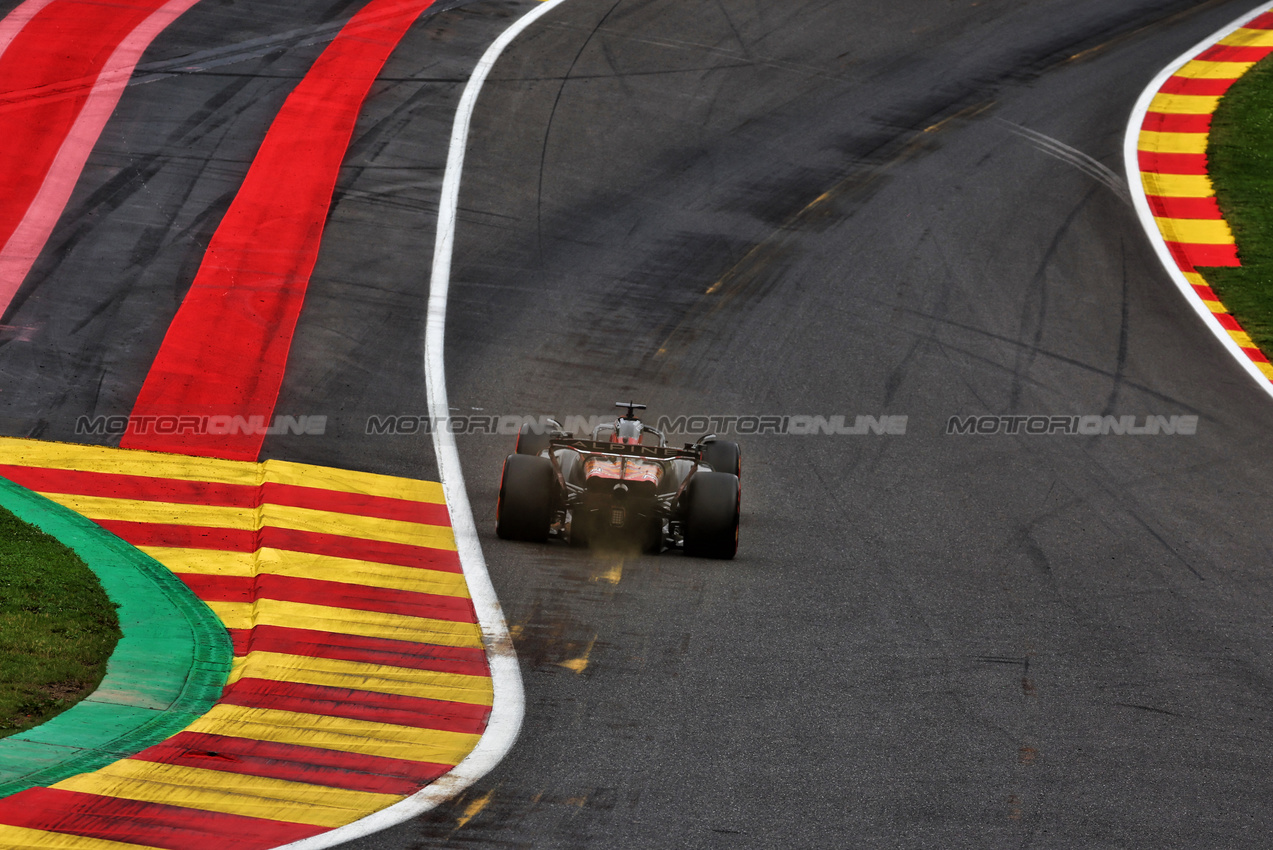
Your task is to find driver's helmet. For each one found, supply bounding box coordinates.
[611,418,643,445]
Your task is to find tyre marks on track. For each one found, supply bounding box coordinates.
[0,0,201,314]
[121,0,439,462]
[0,437,491,849]
[1130,7,1273,385]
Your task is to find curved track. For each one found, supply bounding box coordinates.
[5,0,1273,846]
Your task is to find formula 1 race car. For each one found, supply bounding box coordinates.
[496,402,741,558]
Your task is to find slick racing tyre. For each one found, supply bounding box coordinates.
[701,439,741,478]
[496,454,554,542]
[515,422,552,456]
[682,471,740,559]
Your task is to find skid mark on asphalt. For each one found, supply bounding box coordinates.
[0,437,491,848]
[999,119,1130,204]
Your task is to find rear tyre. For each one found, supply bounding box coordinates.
[496,454,554,542]
[701,440,741,478]
[682,471,740,559]
[515,423,552,456]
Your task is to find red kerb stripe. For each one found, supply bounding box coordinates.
[0,786,321,850]
[1191,283,1221,302]
[177,573,477,622]
[1167,241,1240,268]
[1141,112,1212,134]
[231,624,490,676]
[94,521,463,572]
[0,464,450,524]
[122,0,439,461]
[1159,76,1237,96]
[263,481,450,525]
[1215,312,1243,330]
[219,678,490,735]
[0,464,257,506]
[0,0,170,251]
[1197,45,1273,62]
[96,519,256,550]
[133,732,450,795]
[1137,150,1209,175]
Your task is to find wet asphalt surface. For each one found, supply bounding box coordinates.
[5,0,1273,847]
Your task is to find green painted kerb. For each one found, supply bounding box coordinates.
[0,476,232,797]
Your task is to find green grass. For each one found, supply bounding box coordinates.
[1202,54,1273,354]
[0,506,121,739]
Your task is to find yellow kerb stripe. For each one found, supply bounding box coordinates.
[1137,130,1208,154]
[1219,28,1273,48]
[265,459,444,503]
[143,546,471,598]
[187,704,482,765]
[0,439,446,503]
[1257,362,1273,379]
[1147,92,1221,114]
[52,759,401,829]
[1153,216,1236,245]
[205,599,485,648]
[39,494,255,527]
[1183,271,1211,287]
[259,503,456,549]
[0,437,258,484]
[0,826,157,850]
[228,651,493,705]
[1230,329,1256,348]
[1141,171,1215,198]
[35,494,456,550]
[1172,59,1254,79]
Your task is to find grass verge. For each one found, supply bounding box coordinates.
[0,505,121,739]
[1203,54,1273,354]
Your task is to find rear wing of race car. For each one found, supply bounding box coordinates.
[549,437,702,462]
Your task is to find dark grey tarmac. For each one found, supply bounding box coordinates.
[3,0,1272,847]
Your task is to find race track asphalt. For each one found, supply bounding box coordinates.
[5,0,1273,847]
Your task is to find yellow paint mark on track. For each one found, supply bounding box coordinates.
[455,789,494,830]
[228,651,494,705]
[185,705,482,765]
[556,636,597,675]
[595,563,622,585]
[206,598,484,647]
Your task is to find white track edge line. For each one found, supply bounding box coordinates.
[272,1,571,847]
[1122,0,1273,403]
